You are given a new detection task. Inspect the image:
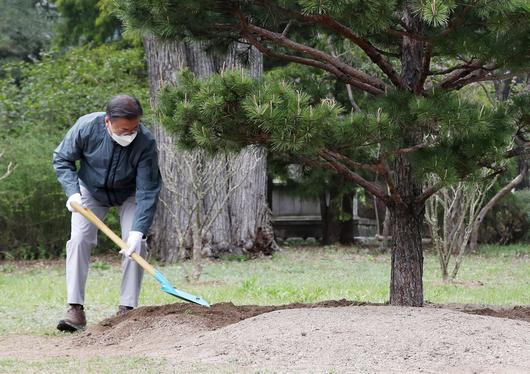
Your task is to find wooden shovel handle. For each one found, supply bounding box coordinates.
[70,201,156,277]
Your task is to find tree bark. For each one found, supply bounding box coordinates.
[144,37,275,261]
[388,6,426,306]
[389,202,424,306]
[388,138,425,306]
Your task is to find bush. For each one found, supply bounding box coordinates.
[479,191,530,245]
[0,44,149,259]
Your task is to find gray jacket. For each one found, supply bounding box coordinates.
[53,112,161,234]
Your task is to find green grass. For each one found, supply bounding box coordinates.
[0,356,259,374]
[0,245,528,336]
[0,356,168,374]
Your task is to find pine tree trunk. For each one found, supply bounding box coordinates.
[388,6,425,306]
[388,164,424,306]
[144,37,274,261]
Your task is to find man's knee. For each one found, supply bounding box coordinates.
[68,232,97,249]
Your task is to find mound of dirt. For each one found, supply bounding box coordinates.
[80,300,530,347]
[73,301,530,373]
[78,299,367,347]
[1,301,529,373]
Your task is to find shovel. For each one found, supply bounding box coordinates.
[70,201,210,307]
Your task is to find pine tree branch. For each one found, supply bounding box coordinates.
[436,61,484,89]
[322,149,380,173]
[316,149,392,204]
[436,61,509,90]
[373,47,400,58]
[233,7,391,94]
[416,43,433,94]
[428,60,481,76]
[380,143,432,159]
[241,31,385,95]
[255,0,405,76]
[321,144,433,205]
[416,182,444,205]
[323,149,397,202]
[238,21,388,95]
[445,71,521,91]
[318,16,405,90]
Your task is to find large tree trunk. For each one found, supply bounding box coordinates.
[144,37,275,261]
[389,203,424,306]
[389,7,425,306]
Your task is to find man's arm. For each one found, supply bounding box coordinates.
[52,121,84,197]
[131,140,162,235]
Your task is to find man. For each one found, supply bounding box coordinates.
[53,95,161,332]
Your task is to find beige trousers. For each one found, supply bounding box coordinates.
[65,185,147,307]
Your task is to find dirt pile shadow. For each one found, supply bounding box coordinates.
[76,300,529,348]
[440,304,530,323]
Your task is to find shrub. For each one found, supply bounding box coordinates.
[479,192,530,245]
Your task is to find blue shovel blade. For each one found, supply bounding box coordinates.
[153,269,210,307]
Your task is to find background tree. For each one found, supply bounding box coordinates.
[117,0,530,306]
[159,145,266,279]
[0,0,56,62]
[425,74,530,279]
[468,82,530,251]
[52,0,123,47]
[142,37,276,261]
[425,172,497,280]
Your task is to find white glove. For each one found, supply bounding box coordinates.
[120,231,144,257]
[66,193,84,212]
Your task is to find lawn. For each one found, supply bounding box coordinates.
[0,244,529,336]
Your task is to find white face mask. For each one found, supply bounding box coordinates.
[106,121,138,147]
[111,131,137,147]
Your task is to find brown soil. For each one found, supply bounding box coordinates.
[429,302,530,323]
[1,301,529,373]
[80,300,530,347]
[78,299,367,347]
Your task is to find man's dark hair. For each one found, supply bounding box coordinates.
[106,95,143,120]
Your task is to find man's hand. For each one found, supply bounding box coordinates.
[120,231,144,257]
[66,193,84,212]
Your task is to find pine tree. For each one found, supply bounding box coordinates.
[116,0,530,306]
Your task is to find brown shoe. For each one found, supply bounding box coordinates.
[116,305,133,316]
[57,304,86,332]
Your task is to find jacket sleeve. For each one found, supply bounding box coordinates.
[132,140,162,234]
[52,120,85,197]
